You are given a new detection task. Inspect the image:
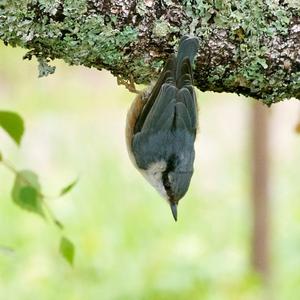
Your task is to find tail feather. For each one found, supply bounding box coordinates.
[177,59,192,88]
[176,36,199,81]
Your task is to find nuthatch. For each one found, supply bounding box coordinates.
[126,36,199,221]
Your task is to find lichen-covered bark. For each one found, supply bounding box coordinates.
[0,0,299,104]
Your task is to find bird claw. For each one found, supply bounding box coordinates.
[117,75,141,94]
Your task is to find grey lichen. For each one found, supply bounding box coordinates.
[153,18,171,37]
[37,57,56,77]
[0,0,138,72]
[0,0,299,104]
[183,0,300,104]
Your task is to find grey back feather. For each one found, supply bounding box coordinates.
[132,36,199,171]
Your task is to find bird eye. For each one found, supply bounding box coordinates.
[164,180,171,189]
[162,171,172,191]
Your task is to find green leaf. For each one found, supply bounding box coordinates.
[11,170,45,217]
[59,178,78,196]
[0,111,25,145]
[59,236,75,266]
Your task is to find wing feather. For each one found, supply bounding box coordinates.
[133,56,176,134]
[141,84,176,131]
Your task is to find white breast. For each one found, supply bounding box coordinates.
[140,161,168,200]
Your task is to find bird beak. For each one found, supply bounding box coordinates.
[170,202,178,222]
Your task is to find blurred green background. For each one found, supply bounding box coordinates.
[0,43,299,300]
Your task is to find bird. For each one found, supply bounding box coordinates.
[125,35,199,221]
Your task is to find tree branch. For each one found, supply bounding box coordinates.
[0,0,299,104]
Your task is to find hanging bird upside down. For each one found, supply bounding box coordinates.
[125,36,199,221]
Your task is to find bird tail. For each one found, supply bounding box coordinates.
[176,36,199,80]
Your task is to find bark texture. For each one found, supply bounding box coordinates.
[0,0,299,104]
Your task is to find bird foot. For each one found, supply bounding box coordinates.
[117,75,141,94]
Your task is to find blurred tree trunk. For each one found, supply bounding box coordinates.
[251,101,270,281]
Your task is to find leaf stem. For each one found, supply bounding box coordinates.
[0,156,63,231]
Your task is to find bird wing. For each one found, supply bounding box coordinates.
[134,59,197,135]
[131,37,199,169]
[133,56,176,134]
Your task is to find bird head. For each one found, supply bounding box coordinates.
[142,159,193,221]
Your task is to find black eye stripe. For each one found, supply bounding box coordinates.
[164,180,171,188]
[162,155,177,198]
[162,171,170,188]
